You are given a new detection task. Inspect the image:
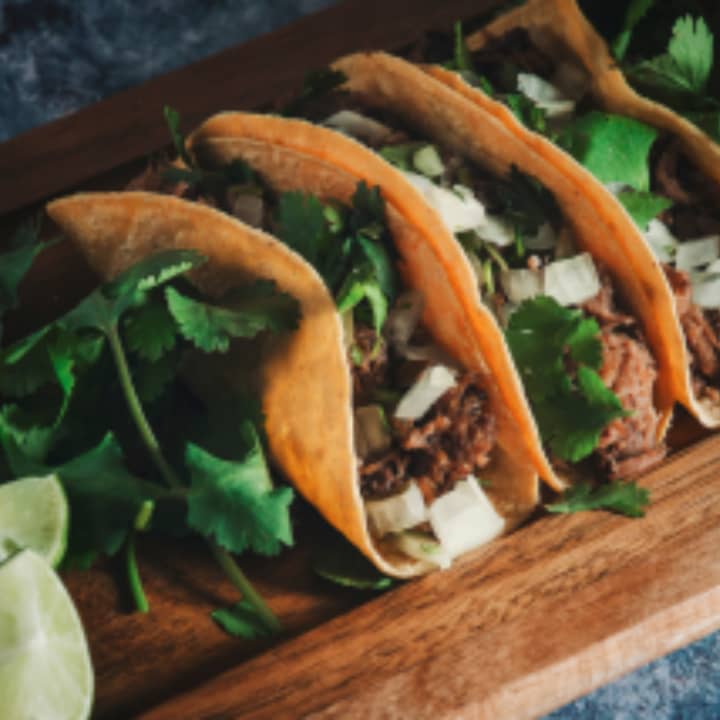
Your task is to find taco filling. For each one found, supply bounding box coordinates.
[129,155,508,567]
[441,24,720,411]
[282,82,665,481]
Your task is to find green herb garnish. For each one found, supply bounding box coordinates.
[506,296,627,463]
[546,479,650,517]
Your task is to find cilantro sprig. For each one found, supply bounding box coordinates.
[276,181,396,336]
[546,479,650,518]
[0,244,300,635]
[506,296,627,463]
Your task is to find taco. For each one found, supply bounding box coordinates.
[243,51,670,483]
[423,0,720,426]
[48,169,543,576]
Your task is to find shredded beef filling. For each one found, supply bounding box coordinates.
[359,373,496,503]
[663,265,720,403]
[580,270,666,478]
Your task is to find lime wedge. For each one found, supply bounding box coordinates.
[0,549,94,720]
[0,475,69,567]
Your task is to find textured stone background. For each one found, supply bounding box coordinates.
[1,1,719,717]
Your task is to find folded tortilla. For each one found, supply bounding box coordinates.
[451,0,720,427]
[47,173,540,576]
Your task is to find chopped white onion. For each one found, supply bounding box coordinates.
[393,531,452,570]
[323,110,393,145]
[366,482,427,537]
[394,365,457,421]
[675,236,720,271]
[524,222,557,250]
[428,476,505,559]
[690,273,720,309]
[517,73,575,118]
[476,214,515,247]
[402,171,486,233]
[354,405,391,460]
[543,252,600,306]
[499,268,543,304]
[644,219,678,262]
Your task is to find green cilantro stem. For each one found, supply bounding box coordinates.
[210,544,281,634]
[125,532,149,613]
[108,325,180,489]
[107,324,282,633]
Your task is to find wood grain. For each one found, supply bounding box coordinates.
[2,0,720,718]
[140,435,720,720]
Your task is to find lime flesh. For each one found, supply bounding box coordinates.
[0,475,69,567]
[0,549,94,720]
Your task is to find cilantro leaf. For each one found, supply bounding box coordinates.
[0,218,43,314]
[63,250,205,335]
[506,297,627,462]
[166,280,299,353]
[558,112,659,191]
[336,266,388,337]
[163,105,193,168]
[133,349,180,404]
[312,529,393,591]
[162,160,258,198]
[627,15,714,97]
[281,68,347,117]
[546,479,650,518]
[212,600,276,638]
[505,93,549,134]
[611,0,657,61]
[276,191,328,270]
[616,189,673,230]
[58,434,159,567]
[123,300,177,362]
[185,423,294,556]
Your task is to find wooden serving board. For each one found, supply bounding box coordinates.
[2,0,720,717]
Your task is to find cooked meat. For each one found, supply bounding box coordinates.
[351,325,390,405]
[359,374,496,502]
[595,330,665,478]
[581,268,635,330]
[580,271,666,478]
[126,157,188,196]
[664,264,720,397]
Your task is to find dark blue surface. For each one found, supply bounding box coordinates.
[1,2,718,717]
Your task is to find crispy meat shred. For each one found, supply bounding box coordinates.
[664,265,720,403]
[359,374,496,503]
[581,270,666,478]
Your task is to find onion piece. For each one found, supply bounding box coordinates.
[428,476,505,559]
[366,482,427,537]
[394,365,457,421]
[644,219,678,263]
[412,145,445,178]
[226,190,264,228]
[517,73,575,118]
[675,236,720,271]
[402,171,486,233]
[354,405,391,460]
[543,252,600,306]
[499,268,543,304]
[690,273,720,309]
[324,110,393,145]
[476,214,515,247]
[393,531,451,570]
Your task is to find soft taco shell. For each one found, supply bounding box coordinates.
[459,0,719,426]
[47,190,537,577]
[328,51,680,438]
